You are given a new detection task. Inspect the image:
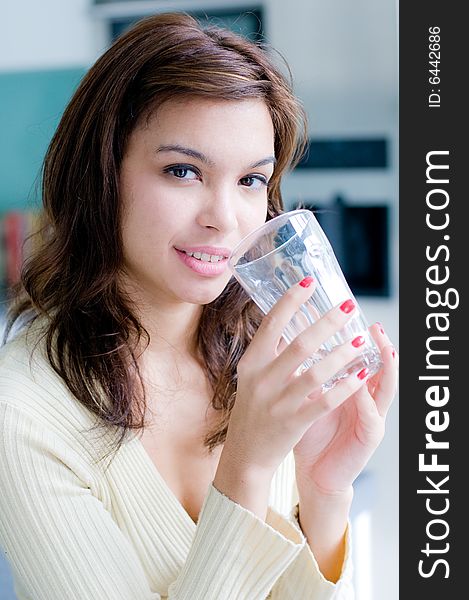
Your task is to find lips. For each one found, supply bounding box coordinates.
[174,247,230,277]
[175,245,232,257]
[178,249,226,262]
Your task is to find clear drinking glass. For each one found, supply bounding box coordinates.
[228,209,383,390]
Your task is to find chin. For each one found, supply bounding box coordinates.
[183,290,225,307]
[178,280,229,306]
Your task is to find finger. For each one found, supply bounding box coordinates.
[276,331,367,390]
[353,384,379,420]
[370,322,396,356]
[372,344,399,417]
[289,364,369,419]
[354,385,381,424]
[275,300,321,355]
[368,322,399,385]
[276,336,289,354]
[268,298,359,380]
[352,385,385,445]
[245,275,317,363]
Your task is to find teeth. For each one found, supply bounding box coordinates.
[183,250,225,262]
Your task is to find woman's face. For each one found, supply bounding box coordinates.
[119,96,275,307]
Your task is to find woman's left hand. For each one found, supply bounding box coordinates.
[292,322,398,495]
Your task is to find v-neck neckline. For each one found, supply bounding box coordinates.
[132,434,200,530]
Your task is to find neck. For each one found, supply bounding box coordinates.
[139,301,203,359]
[119,275,202,358]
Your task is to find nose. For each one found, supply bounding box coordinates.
[196,185,239,233]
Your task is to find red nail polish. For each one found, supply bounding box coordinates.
[357,367,369,380]
[340,299,355,314]
[392,349,396,358]
[376,322,385,334]
[299,276,314,288]
[351,336,365,348]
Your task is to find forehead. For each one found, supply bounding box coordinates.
[149,95,273,123]
[137,96,275,160]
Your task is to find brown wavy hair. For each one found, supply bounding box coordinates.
[3,12,308,459]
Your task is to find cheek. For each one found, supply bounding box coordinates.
[239,199,269,237]
[121,177,184,246]
[124,205,181,257]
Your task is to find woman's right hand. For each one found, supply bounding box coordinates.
[215,277,370,493]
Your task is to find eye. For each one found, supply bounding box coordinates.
[163,164,200,181]
[239,175,269,190]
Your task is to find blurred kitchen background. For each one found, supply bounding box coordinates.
[0,1,398,599]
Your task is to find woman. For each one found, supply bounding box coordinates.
[0,12,398,599]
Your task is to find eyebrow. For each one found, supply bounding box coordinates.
[155,144,277,169]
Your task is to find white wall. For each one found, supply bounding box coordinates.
[0,0,107,71]
[1,1,399,598]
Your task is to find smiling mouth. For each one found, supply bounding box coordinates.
[176,249,229,263]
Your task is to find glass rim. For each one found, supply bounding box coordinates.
[228,209,313,269]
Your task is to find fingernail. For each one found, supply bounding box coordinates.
[357,367,369,380]
[351,336,365,348]
[392,349,396,359]
[299,276,314,288]
[340,299,355,314]
[377,322,385,334]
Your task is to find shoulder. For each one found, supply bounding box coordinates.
[1,320,81,414]
[0,320,110,464]
[1,320,65,397]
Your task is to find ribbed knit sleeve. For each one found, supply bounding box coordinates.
[166,483,305,599]
[176,487,354,600]
[269,507,354,599]
[0,403,162,600]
